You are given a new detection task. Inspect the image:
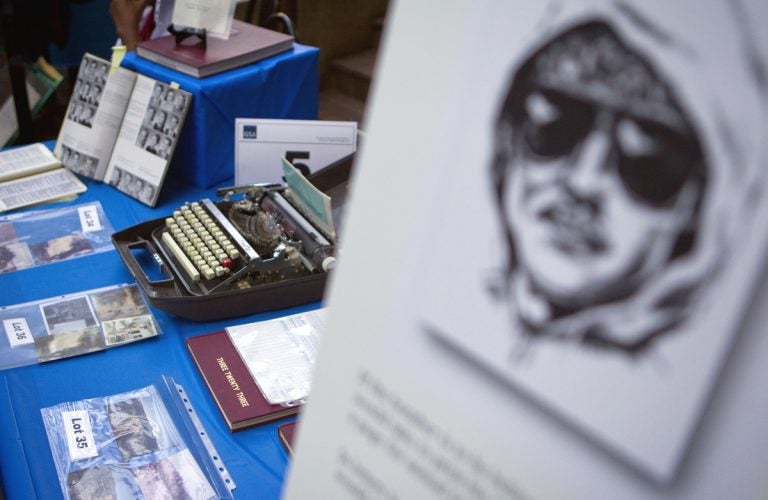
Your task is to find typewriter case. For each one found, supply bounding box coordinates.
[112,154,353,321]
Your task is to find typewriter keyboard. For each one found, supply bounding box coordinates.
[161,200,250,282]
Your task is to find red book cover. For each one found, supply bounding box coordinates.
[136,20,294,78]
[186,330,299,431]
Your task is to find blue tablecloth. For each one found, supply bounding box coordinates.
[0,143,313,499]
[121,44,319,189]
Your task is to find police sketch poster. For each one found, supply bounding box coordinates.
[414,0,768,483]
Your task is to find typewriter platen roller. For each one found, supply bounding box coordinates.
[112,154,352,321]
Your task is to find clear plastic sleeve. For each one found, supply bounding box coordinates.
[0,283,160,370]
[0,201,114,274]
[226,308,325,407]
[40,376,234,500]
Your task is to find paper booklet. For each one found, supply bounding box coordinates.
[54,53,192,206]
[0,144,86,212]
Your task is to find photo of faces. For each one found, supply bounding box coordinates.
[59,144,99,179]
[67,56,108,128]
[108,166,158,205]
[137,82,186,160]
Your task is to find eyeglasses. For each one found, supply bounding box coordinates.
[512,89,705,207]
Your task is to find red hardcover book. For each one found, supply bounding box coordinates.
[278,421,297,456]
[186,330,299,431]
[136,20,294,78]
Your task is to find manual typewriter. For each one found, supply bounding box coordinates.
[112,154,352,321]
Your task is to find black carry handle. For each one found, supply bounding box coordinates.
[119,239,180,299]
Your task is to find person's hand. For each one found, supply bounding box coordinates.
[109,0,153,51]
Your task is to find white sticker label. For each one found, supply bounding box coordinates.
[62,410,98,461]
[78,205,102,233]
[3,318,33,348]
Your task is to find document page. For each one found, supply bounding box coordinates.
[104,77,191,206]
[54,54,137,181]
[0,169,86,212]
[0,143,60,182]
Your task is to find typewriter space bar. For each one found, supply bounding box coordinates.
[162,232,201,282]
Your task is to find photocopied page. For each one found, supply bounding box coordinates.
[0,143,61,182]
[104,77,191,206]
[285,1,768,500]
[54,54,137,181]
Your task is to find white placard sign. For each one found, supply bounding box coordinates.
[3,318,33,348]
[78,204,102,233]
[62,409,98,461]
[285,1,768,499]
[235,118,357,185]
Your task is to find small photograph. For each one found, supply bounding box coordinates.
[133,449,216,500]
[68,465,141,500]
[135,126,150,149]
[66,101,84,122]
[91,286,149,321]
[103,315,158,346]
[107,396,161,460]
[60,144,98,178]
[109,166,158,205]
[69,55,108,128]
[78,104,97,128]
[40,295,98,335]
[0,222,15,243]
[31,232,93,264]
[0,240,35,274]
[34,327,105,362]
[162,113,181,139]
[161,87,187,114]
[156,136,173,160]
[149,82,164,107]
[151,108,167,131]
[144,131,163,156]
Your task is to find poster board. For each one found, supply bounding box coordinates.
[285,1,768,499]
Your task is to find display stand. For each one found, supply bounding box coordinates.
[120,44,319,189]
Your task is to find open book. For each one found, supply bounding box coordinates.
[0,143,85,212]
[54,53,192,206]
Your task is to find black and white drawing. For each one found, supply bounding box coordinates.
[421,1,768,482]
